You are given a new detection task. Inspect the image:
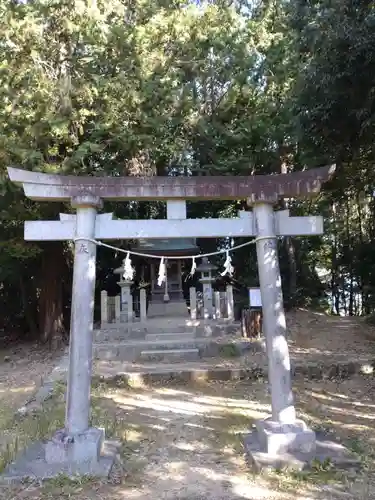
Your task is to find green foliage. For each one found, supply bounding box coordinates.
[1,0,375,338]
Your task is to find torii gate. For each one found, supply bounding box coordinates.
[6,165,335,477]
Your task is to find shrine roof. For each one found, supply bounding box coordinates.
[133,238,198,257]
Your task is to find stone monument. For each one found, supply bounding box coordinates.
[197,258,217,319]
[114,261,134,323]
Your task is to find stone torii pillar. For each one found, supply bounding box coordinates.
[245,189,318,469]
[46,194,112,473]
[64,194,102,436]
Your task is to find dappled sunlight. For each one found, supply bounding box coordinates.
[137,411,172,423]
[191,393,269,413]
[126,429,143,443]
[106,387,265,422]
[184,422,216,431]
[319,405,375,421]
[338,422,374,432]
[97,376,375,498]
[112,393,219,416]
[100,399,136,412]
[192,465,229,481]
[172,440,211,452]
[291,347,336,355]
[90,383,283,498]
[0,386,35,394]
[298,308,326,317]
[153,387,195,397]
[309,390,349,401]
[6,317,375,499]
[118,489,153,499]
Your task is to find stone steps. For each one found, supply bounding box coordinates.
[94,319,240,342]
[145,332,195,342]
[93,358,267,384]
[94,318,263,365]
[93,357,375,386]
[139,348,200,363]
[92,337,265,362]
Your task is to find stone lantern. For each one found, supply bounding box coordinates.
[197,257,217,319]
[114,260,134,323]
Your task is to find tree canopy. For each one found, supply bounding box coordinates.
[1,0,375,343]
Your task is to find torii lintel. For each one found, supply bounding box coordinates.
[7,165,335,203]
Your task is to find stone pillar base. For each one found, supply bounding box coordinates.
[1,427,118,483]
[45,427,104,464]
[244,417,360,472]
[256,418,316,455]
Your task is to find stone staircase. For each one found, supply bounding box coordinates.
[93,317,264,364]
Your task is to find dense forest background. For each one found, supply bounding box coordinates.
[1,0,375,345]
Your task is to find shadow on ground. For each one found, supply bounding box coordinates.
[1,375,375,499]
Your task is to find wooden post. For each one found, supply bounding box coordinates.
[241,308,263,338]
[214,291,221,319]
[100,290,108,327]
[115,295,121,323]
[140,288,147,322]
[189,287,197,320]
[226,285,234,320]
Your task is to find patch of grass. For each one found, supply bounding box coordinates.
[265,461,345,493]
[346,437,365,456]
[219,343,240,358]
[0,389,65,473]
[39,473,105,499]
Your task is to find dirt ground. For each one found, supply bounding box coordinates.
[0,345,64,420]
[286,309,375,364]
[1,375,374,500]
[0,310,375,499]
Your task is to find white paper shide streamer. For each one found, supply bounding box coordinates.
[123,252,135,281]
[190,257,197,276]
[157,257,166,286]
[221,251,234,276]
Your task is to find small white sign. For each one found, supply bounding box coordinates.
[249,288,262,308]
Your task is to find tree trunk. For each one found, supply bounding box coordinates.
[284,235,297,301]
[19,275,38,338]
[346,197,354,316]
[38,242,66,350]
[331,202,340,315]
[356,193,367,315]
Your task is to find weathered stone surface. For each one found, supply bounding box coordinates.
[1,431,119,483]
[24,209,326,240]
[8,165,335,202]
[244,429,361,473]
[45,427,103,465]
[65,197,100,435]
[94,358,375,386]
[94,318,241,340]
[253,202,296,424]
[92,337,265,361]
[256,418,316,455]
[145,332,195,342]
[140,348,200,363]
